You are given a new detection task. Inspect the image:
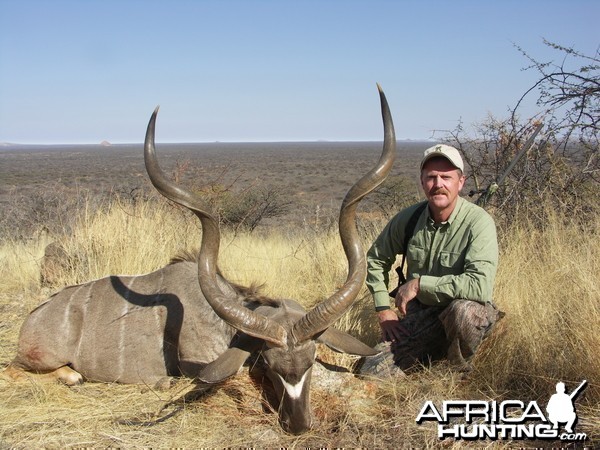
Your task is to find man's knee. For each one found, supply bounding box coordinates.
[439,299,503,363]
[441,300,501,333]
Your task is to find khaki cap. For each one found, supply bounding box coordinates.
[420,144,464,172]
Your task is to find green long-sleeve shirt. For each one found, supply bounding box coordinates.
[366,197,498,309]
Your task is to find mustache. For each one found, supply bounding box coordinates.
[429,188,449,196]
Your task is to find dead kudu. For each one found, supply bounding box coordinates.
[5,86,396,434]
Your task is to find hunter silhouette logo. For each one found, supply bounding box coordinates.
[416,379,588,441]
[547,380,587,434]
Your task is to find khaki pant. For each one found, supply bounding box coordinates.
[360,299,504,377]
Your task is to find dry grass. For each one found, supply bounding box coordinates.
[1,197,599,447]
[475,210,600,401]
[58,199,200,285]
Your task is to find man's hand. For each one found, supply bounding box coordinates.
[394,278,420,315]
[378,309,405,342]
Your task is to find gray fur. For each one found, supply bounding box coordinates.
[13,261,238,385]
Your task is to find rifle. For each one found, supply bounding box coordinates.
[469,122,545,207]
[569,379,587,400]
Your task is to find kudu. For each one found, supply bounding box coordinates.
[6,86,396,434]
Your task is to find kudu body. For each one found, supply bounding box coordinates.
[6,87,396,434]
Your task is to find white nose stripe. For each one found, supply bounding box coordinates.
[277,370,308,400]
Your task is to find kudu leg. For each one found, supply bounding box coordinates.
[2,364,83,386]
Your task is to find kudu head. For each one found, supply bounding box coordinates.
[143,85,395,434]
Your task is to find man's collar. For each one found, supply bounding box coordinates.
[447,197,464,224]
[427,197,464,226]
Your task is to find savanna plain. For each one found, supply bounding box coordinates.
[0,141,598,448]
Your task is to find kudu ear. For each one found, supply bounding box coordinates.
[316,328,379,356]
[197,335,263,383]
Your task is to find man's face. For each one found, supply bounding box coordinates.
[420,157,465,217]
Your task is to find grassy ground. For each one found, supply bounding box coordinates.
[1,197,598,448]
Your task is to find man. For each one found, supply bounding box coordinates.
[360,144,502,376]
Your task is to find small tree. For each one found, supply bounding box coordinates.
[444,40,599,226]
[164,158,292,233]
[515,40,599,153]
[214,185,292,233]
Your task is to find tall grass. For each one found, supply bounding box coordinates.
[60,198,200,284]
[1,197,598,447]
[0,237,50,298]
[476,211,600,400]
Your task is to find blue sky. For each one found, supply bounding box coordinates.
[0,0,598,144]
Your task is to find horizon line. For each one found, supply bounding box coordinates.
[0,138,436,147]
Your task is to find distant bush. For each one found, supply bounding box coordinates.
[0,183,99,242]
[195,183,292,233]
[169,158,293,233]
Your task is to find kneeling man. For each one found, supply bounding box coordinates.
[361,144,503,376]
